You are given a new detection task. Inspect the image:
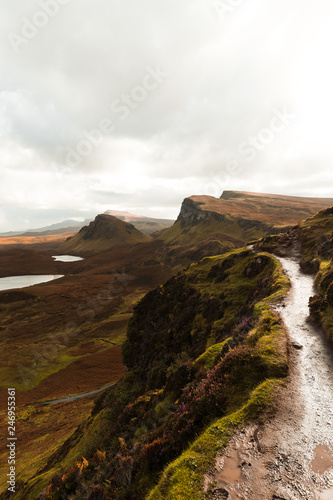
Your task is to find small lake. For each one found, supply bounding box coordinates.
[0,275,64,292]
[52,255,84,262]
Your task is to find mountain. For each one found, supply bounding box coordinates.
[0,212,173,238]
[0,219,91,237]
[158,191,333,265]
[59,214,151,253]
[104,210,174,234]
[218,190,333,224]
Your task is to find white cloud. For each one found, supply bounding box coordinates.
[1,0,333,231]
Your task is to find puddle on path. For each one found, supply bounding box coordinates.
[214,447,242,486]
[311,445,333,474]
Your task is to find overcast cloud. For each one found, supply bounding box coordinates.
[1,0,333,231]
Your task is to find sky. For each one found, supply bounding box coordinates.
[1,0,333,231]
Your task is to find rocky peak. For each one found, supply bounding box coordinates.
[79,214,136,241]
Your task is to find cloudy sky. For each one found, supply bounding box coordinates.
[1,0,333,231]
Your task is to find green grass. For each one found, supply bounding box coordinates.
[148,379,285,500]
[0,350,80,391]
[298,210,333,260]
[159,216,270,246]
[194,339,231,371]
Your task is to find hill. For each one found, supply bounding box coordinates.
[59,214,151,253]
[104,210,174,234]
[158,191,333,266]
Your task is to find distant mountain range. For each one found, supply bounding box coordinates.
[0,219,92,237]
[53,191,333,261]
[0,212,174,238]
[104,210,174,234]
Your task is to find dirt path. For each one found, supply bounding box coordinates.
[206,250,333,499]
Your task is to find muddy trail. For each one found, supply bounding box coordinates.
[206,247,333,499]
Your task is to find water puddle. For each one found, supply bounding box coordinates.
[311,445,333,474]
[215,448,242,486]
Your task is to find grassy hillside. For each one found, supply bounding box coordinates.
[158,191,333,268]
[28,248,290,499]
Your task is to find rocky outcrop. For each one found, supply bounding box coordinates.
[176,197,277,235]
[300,259,320,274]
[176,198,216,227]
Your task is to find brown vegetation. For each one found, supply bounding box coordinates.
[0,232,75,250]
[190,191,333,227]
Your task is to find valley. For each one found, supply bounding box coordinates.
[0,191,333,498]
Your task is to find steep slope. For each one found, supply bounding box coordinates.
[104,210,174,235]
[32,248,289,500]
[168,191,333,239]
[158,192,333,267]
[162,196,274,243]
[59,214,151,253]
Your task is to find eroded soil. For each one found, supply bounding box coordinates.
[206,247,333,499]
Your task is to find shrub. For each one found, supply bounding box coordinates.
[164,361,195,398]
